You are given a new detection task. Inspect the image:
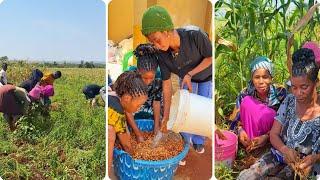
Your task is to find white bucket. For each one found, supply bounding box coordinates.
[166,89,212,138]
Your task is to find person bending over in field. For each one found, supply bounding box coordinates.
[229,56,287,153]
[0,84,30,131]
[19,69,43,92]
[29,84,54,106]
[82,84,104,107]
[38,70,61,105]
[40,70,62,86]
[125,43,163,143]
[108,71,148,175]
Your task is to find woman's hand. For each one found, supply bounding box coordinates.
[181,73,193,93]
[298,154,319,176]
[160,119,168,133]
[239,129,250,147]
[250,134,269,150]
[152,101,161,135]
[154,123,160,135]
[136,131,145,143]
[282,146,299,164]
[118,133,133,155]
[215,129,227,140]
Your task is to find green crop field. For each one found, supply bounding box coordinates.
[0,66,106,179]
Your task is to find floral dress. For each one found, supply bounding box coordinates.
[237,94,320,179]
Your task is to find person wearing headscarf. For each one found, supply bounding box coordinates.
[141,6,212,155]
[19,69,43,92]
[229,56,287,151]
[40,71,62,86]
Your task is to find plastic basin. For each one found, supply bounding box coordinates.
[113,119,190,180]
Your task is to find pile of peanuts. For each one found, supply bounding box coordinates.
[130,132,184,161]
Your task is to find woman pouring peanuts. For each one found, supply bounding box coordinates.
[141,5,212,156]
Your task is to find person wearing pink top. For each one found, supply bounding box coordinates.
[229,56,287,151]
[29,84,54,105]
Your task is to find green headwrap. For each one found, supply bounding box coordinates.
[141,6,174,36]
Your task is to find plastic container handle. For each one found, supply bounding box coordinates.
[122,50,133,72]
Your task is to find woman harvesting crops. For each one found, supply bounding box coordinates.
[0,84,30,131]
[82,84,104,107]
[229,56,287,151]
[19,69,43,92]
[238,48,320,179]
[40,70,62,86]
[29,84,54,106]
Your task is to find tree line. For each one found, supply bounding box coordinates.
[0,56,105,68]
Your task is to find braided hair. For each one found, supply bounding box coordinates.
[134,43,159,72]
[113,71,148,97]
[292,48,319,82]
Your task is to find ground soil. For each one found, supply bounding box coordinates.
[174,138,212,180]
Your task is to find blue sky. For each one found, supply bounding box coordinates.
[0,0,106,63]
